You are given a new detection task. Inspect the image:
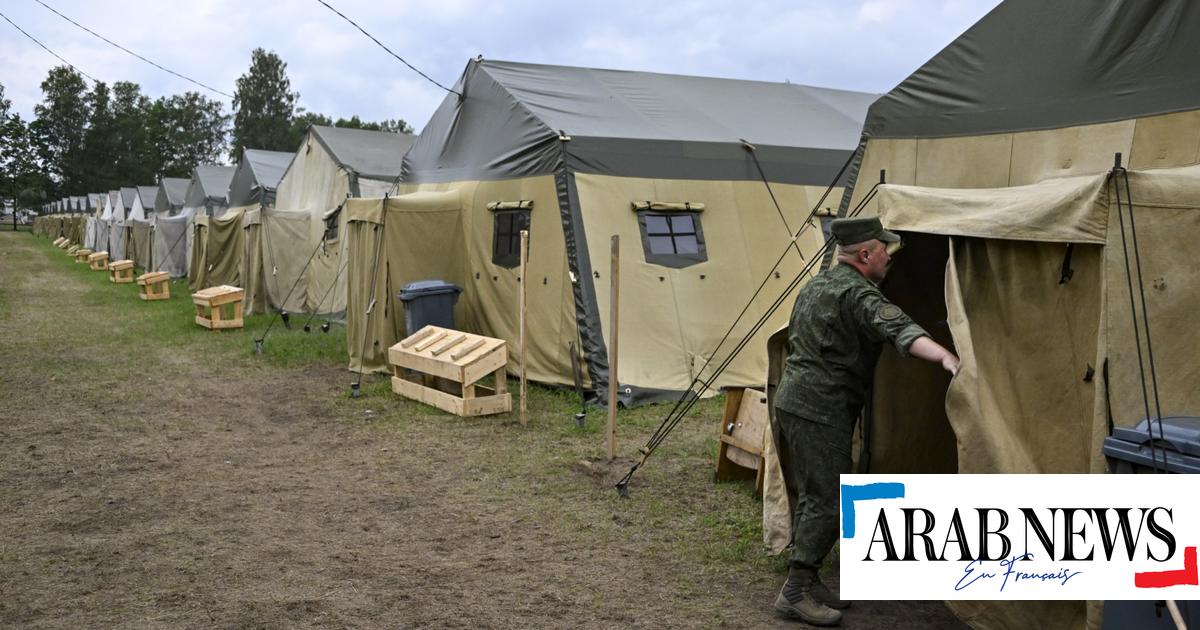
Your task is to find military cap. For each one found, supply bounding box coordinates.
[830,216,900,246]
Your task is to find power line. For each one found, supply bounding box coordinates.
[0,9,97,82]
[32,0,233,98]
[314,0,461,97]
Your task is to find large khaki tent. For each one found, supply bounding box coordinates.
[127,186,158,270]
[348,59,875,403]
[272,125,416,315]
[762,2,1200,629]
[155,177,189,215]
[228,149,292,207]
[183,165,235,217]
[157,166,233,281]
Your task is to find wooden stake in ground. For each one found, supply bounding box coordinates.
[607,234,620,461]
[519,229,529,428]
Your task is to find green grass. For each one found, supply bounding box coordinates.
[23,231,785,580]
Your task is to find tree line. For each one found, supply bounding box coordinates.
[0,48,411,210]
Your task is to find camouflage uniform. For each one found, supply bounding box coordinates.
[774,262,927,569]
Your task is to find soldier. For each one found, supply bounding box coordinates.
[773,217,959,626]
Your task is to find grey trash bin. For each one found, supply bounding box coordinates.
[1101,416,1200,630]
[398,280,462,336]
[1102,416,1200,474]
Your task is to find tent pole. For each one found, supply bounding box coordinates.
[519,229,529,428]
[607,234,620,461]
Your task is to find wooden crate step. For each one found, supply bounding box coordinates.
[108,259,135,284]
[137,271,170,301]
[73,248,93,263]
[191,285,244,330]
[388,325,511,417]
[87,251,110,271]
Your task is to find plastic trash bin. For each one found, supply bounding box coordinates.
[398,280,462,336]
[1101,416,1200,630]
[1102,416,1200,474]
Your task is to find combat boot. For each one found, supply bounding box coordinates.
[808,577,850,610]
[774,568,842,626]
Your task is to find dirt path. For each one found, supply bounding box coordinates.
[0,232,963,629]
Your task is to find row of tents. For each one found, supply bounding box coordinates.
[29,1,1200,627]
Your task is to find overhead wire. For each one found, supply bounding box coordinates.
[0,9,97,82]
[31,0,232,98]
[314,0,461,97]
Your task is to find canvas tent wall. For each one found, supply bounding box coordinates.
[228,148,292,207]
[188,205,256,292]
[778,2,1200,628]
[153,207,195,278]
[272,125,416,316]
[126,186,157,270]
[155,177,189,215]
[363,58,875,403]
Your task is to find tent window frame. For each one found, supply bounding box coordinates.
[491,209,531,268]
[636,210,707,268]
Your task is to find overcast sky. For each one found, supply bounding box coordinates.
[2,0,1001,132]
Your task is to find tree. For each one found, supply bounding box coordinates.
[80,81,119,191]
[146,92,229,178]
[33,66,90,195]
[231,48,298,158]
[110,81,154,184]
[332,115,413,135]
[1,83,52,211]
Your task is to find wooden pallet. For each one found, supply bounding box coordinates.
[192,285,244,330]
[388,325,512,417]
[87,251,109,271]
[137,271,170,301]
[73,248,93,263]
[108,259,135,284]
[715,387,768,494]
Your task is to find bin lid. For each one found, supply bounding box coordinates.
[398,279,463,300]
[1109,416,1200,456]
[1103,416,1200,473]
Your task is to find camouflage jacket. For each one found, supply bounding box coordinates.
[775,263,928,429]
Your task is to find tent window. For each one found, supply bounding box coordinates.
[637,211,706,267]
[492,209,531,268]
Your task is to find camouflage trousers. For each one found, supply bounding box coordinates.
[772,408,853,570]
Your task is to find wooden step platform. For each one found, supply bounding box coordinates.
[66,244,79,256]
[73,248,93,263]
[53,237,68,248]
[108,259,135,284]
[715,387,769,494]
[192,285,244,330]
[87,251,109,271]
[388,325,512,417]
[137,271,170,301]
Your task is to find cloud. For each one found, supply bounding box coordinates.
[1,0,1000,136]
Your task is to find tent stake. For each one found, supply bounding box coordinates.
[519,229,529,428]
[608,234,620,461]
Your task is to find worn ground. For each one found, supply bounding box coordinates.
[0,231,964,629]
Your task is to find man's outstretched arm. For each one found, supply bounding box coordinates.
[909,336,960,375]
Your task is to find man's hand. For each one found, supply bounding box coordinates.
[941,354,960,376]
[910,336,960,376]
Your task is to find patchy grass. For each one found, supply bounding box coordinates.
[1,232,961,629]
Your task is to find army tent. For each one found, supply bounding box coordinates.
[228,149,292,207]
[761,2,1200,629]
[152,208,195,278]
[127,186,158,270]
[348,59,875,403]
[96,191,118,255]
[183,165,235,218]
[85,193,104,250]
[188,205,256,292]
[272,125,416,315]
[155,177,189,215]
